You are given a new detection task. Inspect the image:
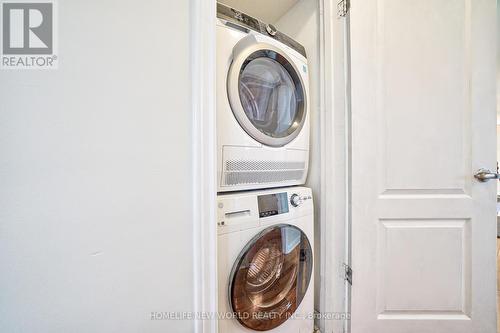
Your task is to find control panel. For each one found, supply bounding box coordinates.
[217,187,313,235]
[257,192,289,218]
[216,2,307,58]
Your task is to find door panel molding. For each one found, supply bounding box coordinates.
[375,0,473,197]
[376,219,471,318]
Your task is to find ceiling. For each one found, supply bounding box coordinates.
[219,0,299,23]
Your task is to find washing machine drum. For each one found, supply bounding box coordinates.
[228,41,307,147]
[229,224,313,331]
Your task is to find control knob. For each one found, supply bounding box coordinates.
[290,194,302,207]
[266,24,277,36]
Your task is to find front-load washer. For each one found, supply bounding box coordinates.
[217,186,314,332]
[217,3,310,192]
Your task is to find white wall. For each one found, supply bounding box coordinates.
[0,1,195,332]
[275,0,322,314]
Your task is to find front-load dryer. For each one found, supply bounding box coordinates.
[217,3,310,192]
[217,186,314,332]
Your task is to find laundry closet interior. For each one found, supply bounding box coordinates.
[213,1,347,332]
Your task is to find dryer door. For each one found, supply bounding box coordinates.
[227,37,307,147]
[229,224,313,331]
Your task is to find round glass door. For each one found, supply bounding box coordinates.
[229,224,313,331]
[228,46,307,147]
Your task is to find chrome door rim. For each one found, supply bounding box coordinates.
[227,39,307,147]
[228,224,313,331]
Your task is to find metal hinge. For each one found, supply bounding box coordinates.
[343,263,352,285]
[337,0,350,18]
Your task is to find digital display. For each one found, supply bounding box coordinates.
[258,193,289,218]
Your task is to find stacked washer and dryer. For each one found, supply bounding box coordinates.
[216,3,314,333]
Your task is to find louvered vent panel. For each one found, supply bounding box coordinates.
[226,160,306,171]
[223,160,306,186]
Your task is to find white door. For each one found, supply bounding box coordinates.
[349,0,497,332]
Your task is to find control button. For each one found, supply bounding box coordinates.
[232,10,244,21]
[266,24,277,36]
[290,194,301,207]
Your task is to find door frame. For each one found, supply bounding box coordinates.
[192,1,350,332]
[192,0,218,332]
[318,1,352,332]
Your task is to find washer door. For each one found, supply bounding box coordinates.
[229,224,313,331]
[227,37,307,147]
